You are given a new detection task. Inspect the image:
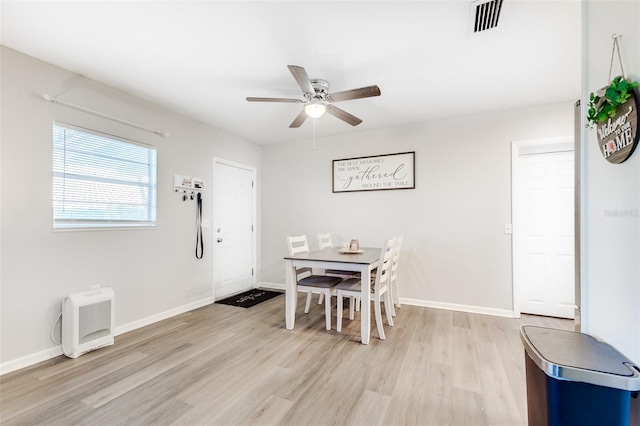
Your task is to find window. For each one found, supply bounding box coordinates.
[53,122,157,229]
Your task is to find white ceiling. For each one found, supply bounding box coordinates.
[1,1,582,145]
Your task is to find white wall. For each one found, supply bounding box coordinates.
[260,102,574,315]
[0,47,261,372]
[583,0,640,363]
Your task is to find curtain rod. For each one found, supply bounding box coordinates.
[42,94,169,138]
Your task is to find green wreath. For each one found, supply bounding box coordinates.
[587,76,639,129]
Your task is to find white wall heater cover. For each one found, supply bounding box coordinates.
[62,287,115,358]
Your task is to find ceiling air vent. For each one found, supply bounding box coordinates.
[472,0,504,33]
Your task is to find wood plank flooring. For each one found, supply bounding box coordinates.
[0,292,572,425]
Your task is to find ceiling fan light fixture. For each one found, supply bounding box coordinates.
[247,65,378,127]
[305,100,326,118]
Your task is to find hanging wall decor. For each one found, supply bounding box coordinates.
[332,151,415,193]
[587,34,640,164]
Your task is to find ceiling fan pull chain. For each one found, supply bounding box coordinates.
[608,33,626,81]
[312,118,316,150]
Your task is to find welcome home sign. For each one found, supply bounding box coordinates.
[596,90,639,164]
[332,151,415,193]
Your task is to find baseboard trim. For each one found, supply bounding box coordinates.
[0,297,215,376]
[0,346,64,376]
[257,282,515,318]
[2,291,515,375]
[257,282,285,292]
[400,297,515,318]
[115,297,215,335]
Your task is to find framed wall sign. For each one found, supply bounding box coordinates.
[332,151,415,193]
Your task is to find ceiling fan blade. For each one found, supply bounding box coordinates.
[326,104,363,126]
[289,110,308,128]
[287,65,315,97]
[246,97,301,103]
[329,85,381,102]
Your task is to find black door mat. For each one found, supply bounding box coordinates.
[216,289,283,308]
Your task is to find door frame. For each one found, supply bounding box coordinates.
[511,136,573,318]
[212,157,257,300]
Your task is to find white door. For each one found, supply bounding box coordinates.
[517,150,575,318]
[213,160,255,299]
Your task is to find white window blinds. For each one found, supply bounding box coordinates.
[53,122,157,229]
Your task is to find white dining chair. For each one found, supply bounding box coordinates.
[335,237,396,339]
[317,233,361,277]
[316,233,359,306]
[389,234,403,315]
[286,235,343,330]
[317,232,333,250]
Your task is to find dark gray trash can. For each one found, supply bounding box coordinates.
[520,325,640,426]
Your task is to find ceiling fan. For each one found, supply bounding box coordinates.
[246,65,381,128]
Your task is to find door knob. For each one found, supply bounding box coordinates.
[217,238,223,243]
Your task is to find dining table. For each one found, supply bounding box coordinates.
[284,246,381,344]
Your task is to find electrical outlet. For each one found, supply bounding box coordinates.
[504,223,513,234]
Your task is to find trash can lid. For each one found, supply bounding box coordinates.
[520,326,640,391]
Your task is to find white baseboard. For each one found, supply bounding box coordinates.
[115,297,214,335]
[0,297,215,376]
[258,282,514,318]
[400,297,515,318]
[1,292,513,375]
[257,282,285,292]
[0,346,64,376]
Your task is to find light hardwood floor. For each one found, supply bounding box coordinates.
[0,292,572,425]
